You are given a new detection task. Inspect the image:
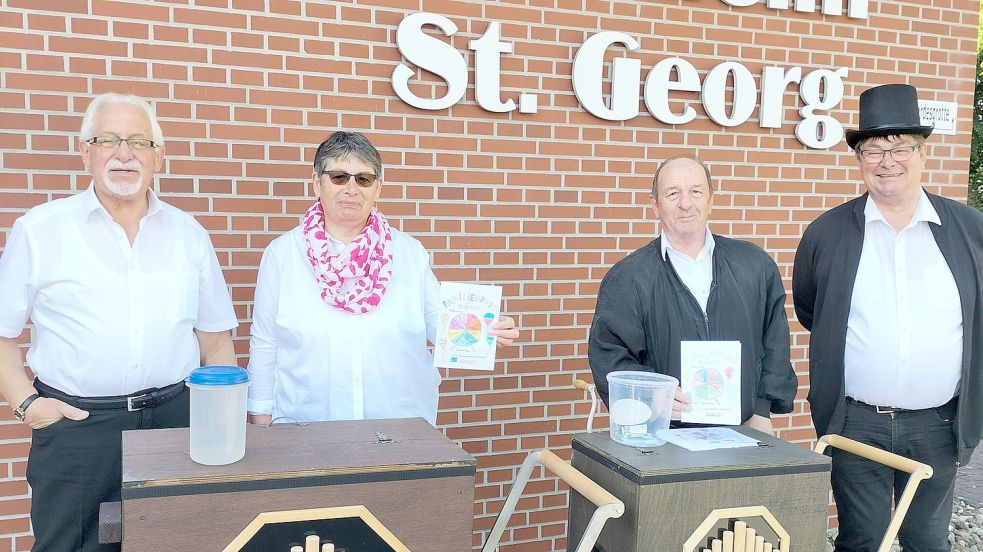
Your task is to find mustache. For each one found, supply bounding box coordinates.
[106,161,141,171]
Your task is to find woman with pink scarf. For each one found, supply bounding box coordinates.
[246,132,519,425]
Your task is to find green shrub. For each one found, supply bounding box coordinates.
[970,10,983,211]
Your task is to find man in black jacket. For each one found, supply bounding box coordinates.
[589,155,796,435]
[793,84,983,552]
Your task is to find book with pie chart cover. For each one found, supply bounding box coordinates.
[433,282,502,371]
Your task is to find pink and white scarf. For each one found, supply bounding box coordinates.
[301,202,393,314]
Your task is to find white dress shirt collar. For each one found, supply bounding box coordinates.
[661,226,715,313]
[80,182,164,223]
[864,189,941,231]
[661,226,715,261]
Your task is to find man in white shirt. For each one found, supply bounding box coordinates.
[589,156,797,434]
[0,93,238,552]
[794,84,983,551]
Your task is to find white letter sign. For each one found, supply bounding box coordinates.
[702,62,757,127]
[796,67,848,149]
[572,31,641,121]
[392,13,468,110]
[644,57,701,126]
[390,12,858,149]
[469,22,515,113]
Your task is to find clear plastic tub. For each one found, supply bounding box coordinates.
[606,371,678,447]
[186,366,249,465]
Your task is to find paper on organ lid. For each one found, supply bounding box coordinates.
[610,398,652,426]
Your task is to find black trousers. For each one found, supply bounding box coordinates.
[832,399,958,552]
[27,384,190,552]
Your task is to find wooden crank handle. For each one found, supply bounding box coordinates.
[817,434,933,477]
[536,449,621,510]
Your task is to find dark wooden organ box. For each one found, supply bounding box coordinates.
[118,418,475,551]
[567,428,831,551]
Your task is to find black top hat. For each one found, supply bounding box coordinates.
[844,84,933,149]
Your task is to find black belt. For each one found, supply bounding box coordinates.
[845,396,957,415]
[35,380,186,411]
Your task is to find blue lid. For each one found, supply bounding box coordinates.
[186,366,249,386]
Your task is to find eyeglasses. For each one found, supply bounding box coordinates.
[858,144,918,163]
[86,135,159,151]
[323,170,377,188]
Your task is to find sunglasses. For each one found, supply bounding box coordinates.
[323,170,377,188]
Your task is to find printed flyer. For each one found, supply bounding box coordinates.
[657,427,761,452]
[680,340,742,425]
[433,282,502,371]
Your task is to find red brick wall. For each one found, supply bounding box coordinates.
[0,1,978,550]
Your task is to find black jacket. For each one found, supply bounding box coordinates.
[589,235,797,421]
[793,192,983,464]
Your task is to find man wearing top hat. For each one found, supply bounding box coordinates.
[793,83,983,551]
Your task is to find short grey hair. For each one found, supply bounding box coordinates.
[853,133,927,154]
[652,155,713,196]
[313,131,382,178]
[79,93,165,145]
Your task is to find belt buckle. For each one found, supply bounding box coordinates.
[875,405,896,415]
[127,394,152,412]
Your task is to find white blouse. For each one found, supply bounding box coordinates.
[246,225,442,424]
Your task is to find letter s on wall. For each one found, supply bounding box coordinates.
[392,12,468,110]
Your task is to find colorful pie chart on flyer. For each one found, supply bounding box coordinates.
[448,313,482,346]
[433,282,502,371]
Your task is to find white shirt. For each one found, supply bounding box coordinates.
[661,227,715,313]
[844,192,963,409]
[0,184,238,397]
[247,225,442,425]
